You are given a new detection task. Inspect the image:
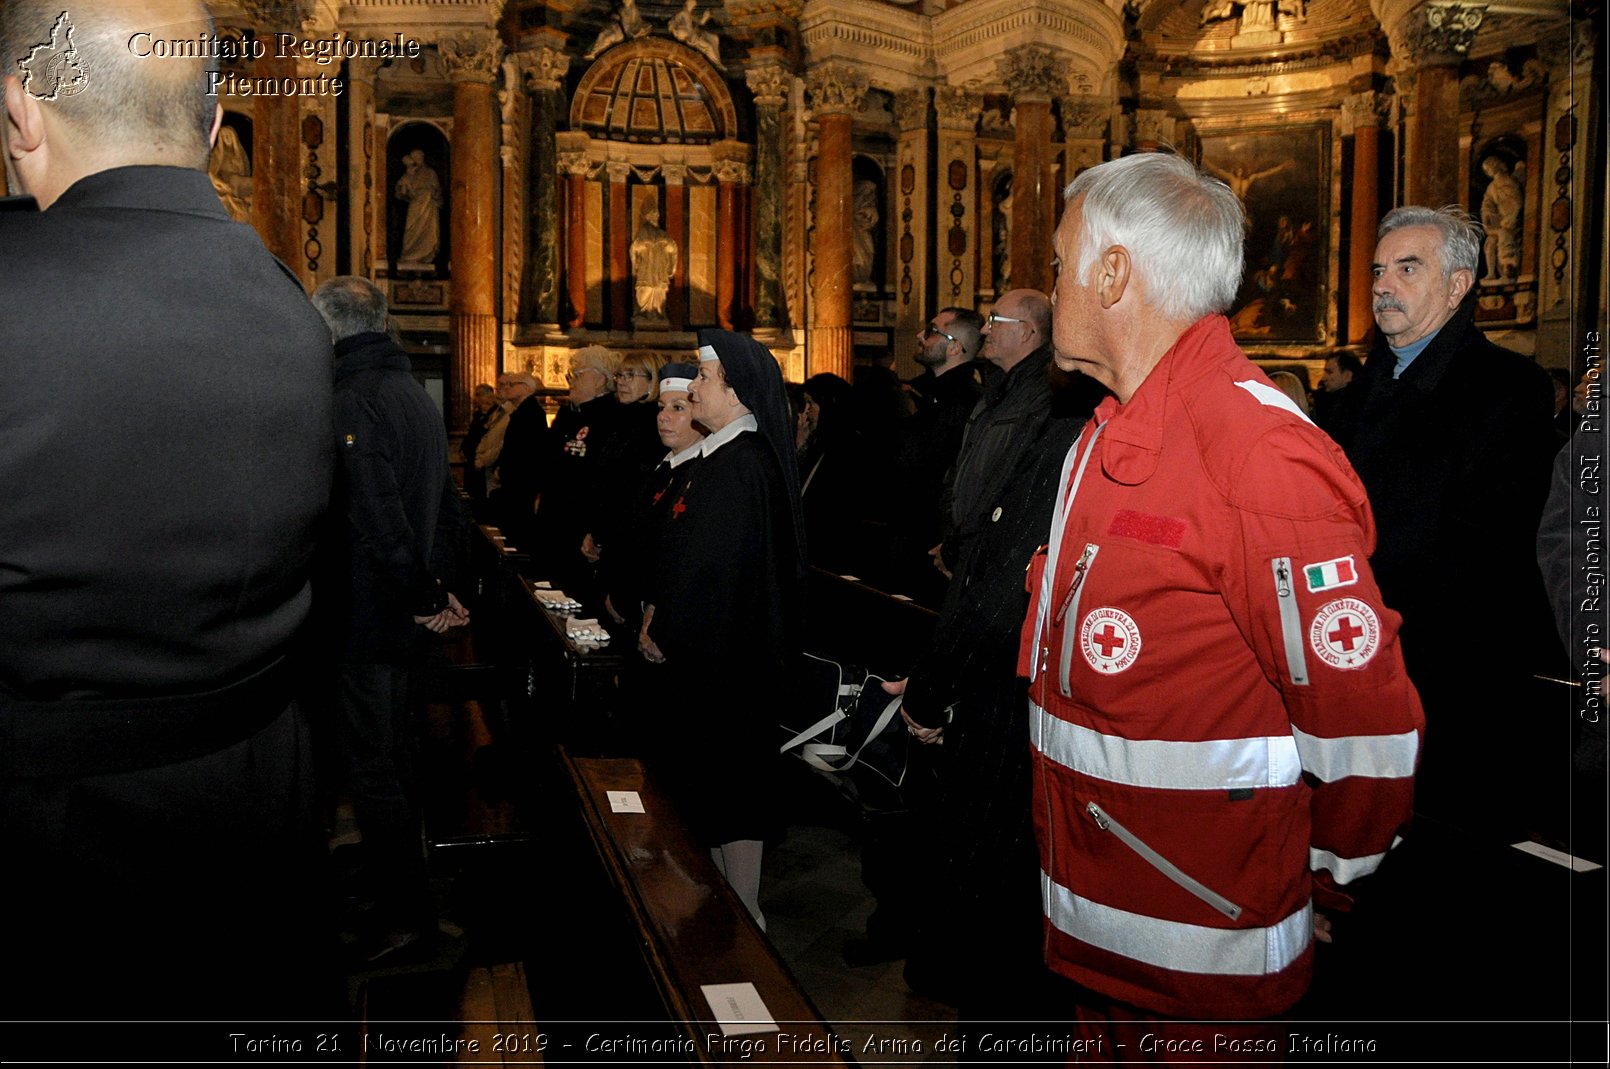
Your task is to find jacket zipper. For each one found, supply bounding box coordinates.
[1032,422,1105,690]
[1272,557,1309,686]
[1056,544,1099,697]
[1085,801,1243,920]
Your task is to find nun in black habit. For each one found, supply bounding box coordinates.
[639,330,806,930]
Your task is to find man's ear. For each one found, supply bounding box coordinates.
[1447,267,1473,308]
[207,103,223,150]
[1096,245,1133,310]
[4,75,47,157]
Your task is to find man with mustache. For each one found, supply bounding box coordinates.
[1339,206,1558,837]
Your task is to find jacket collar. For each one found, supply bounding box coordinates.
[1095,315,1236,487]
[984,343,1053,405]
[49,165,230,219]
[333,332,411,380]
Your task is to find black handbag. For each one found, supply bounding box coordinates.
[780,652,913,809]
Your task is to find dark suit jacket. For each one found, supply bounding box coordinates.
[0,166,335,1016]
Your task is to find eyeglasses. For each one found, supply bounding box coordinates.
[614,369,652,380]
[986,312,1027,327]
[920,323,957,343]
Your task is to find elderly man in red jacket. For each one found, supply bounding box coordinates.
[1020,152,1424,1048]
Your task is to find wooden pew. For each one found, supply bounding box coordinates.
[565,752,856,1066]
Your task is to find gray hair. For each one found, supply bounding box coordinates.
[1377,205,1481,278]
[1063,153,1245,322]
[310,276,390,341]
[0,0,219,170]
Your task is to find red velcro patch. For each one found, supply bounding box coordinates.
[1108,509,1186,549]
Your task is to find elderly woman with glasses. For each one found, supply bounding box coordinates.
[581,351,668,571]
[638,330,806,930]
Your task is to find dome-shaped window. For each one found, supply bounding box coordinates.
[573,38,735,145]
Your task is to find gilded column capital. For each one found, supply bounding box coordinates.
[237,0,312,33]
[934,85,982,132]
[998,45,1070,105]
[1389,3,1486,67]
[745,62,793,107]
[440,33,504,85]
[519,46,572,92]
[661,163,688,186]
[714,159,751,184]
[1133,108,1174,146]
[558,152,592,177]
[1339,90,1389,134]
[892,87,930,133]
[604,161,633,184]
[1059,96,1108,140]
[805,63,869,117]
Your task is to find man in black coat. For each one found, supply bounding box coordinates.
[0,0,334,1018]
[1339,205,1559,834]
[891,307,984,603]
[311,277,468,962]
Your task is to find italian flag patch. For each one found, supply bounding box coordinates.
[1304,555,1358,593]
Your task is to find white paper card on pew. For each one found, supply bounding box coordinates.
[607,790,645,813]
[700,983,778,1036]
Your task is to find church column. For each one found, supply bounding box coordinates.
[746,61,792,334]
[524,47,571,329]
[891,87,932,354]
[606,162,633,333]
[1060,95,1111,180]
[661,164,688,330]
[1000,46,1069,297]
[240,0,311,271]
[557,132,592,329]
[1388,4,1484,207]
[805,63,869,381]
[715,144,752,331]
[441,32,503,432]
[343,58,381,278]
[1342,91,1387,344]
[934,86,980,310]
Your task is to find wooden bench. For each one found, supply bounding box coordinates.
[565,752,855,1066]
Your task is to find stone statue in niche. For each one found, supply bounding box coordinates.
[1479,156,1524,281]
[394,149,441,270]
[584,0,649,60]
[669,0,722,69]
[851,178,879,284]
[630,205,677,319]
[208,125,252,224]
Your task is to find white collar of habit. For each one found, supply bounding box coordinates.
[666,439,704,468]
[698,412,757,457]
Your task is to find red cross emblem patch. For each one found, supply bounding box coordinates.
[1080,607,1142,675]
[1309,597,1381,670]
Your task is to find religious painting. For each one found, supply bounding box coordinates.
[1198,125,1328,345]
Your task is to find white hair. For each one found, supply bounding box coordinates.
[1063,153,1245,322]
[1377,205,1481,278]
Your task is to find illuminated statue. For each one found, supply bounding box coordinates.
[394,149,441,269]
[630,206,678,319]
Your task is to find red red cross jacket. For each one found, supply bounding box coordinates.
[1019,316,1424,1020]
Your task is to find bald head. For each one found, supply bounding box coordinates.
[981,288,1050,373]
[2,0,220,204]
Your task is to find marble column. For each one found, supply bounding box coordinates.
[606,162,632,333]
[343,58,381,279]
[662,163,688,329]
[1343,91,1386,345]
[441,33,503,432]
[524,48,570,328]
[805,63,868,380]
[746,61,792,332]
[715,146,751,330]
[891,87,931,357]
[240,0,312,271]
[557,132,592,328]
[1389,4,1485,207]
[934,85,980,308]
[1000,46,1069,297]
